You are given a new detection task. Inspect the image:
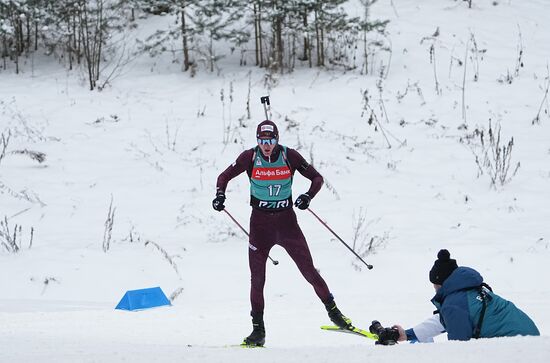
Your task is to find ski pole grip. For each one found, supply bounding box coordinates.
[260,96,270,120]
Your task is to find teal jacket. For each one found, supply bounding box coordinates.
[432,267,540,340]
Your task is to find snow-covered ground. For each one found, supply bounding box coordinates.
[1,0,549,361]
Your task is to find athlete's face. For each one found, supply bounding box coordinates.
[257,137,277,157]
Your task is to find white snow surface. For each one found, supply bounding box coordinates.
[1,0,549,362]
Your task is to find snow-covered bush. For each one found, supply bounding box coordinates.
[463,121,520,188]
[0,131,9,164]
[351,208,388,271]
[0,216,33,253]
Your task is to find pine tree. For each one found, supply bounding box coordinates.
[238,0,370,73]
[136,0,202,72]
[1,0,390,81]
[0,0,28,73]
[358,0,389,74]
[191,0,249,72]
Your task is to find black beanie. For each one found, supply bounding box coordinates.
[429,249,458,285]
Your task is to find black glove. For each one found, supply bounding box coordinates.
[294,193,311,210]
[377,327,400,345]
[212,191,226,211]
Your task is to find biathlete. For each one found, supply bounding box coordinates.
[213,120,352,347]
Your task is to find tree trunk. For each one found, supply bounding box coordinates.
[275,16,283,73]
[95,0,104,82]
[67,18,73,70]
[79,3,95,90]
[34,20,38,51]
[26,16,31,54]
[253,3,259,66]
[314,10,320,67]
[14,16,20,73]
[258,2,263,68]
[209,32,214,72]
[363,29,368,74]
[302,10,309,62]
[289,28,296,72]
[320,27,325,67]
[181,5,190,72]
[17,17,24,56]
[2,35,6,70]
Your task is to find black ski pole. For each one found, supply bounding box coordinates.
[223,209,279,266]
[307,208,373,270]
[260,95,270,120]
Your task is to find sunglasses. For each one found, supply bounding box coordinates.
[257,138,277,145]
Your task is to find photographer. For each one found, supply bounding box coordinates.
[382,250,539,343]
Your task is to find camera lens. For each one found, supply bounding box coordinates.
[369,320,384,335]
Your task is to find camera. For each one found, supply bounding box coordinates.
[260,96,270,105]
[369,320,400,345]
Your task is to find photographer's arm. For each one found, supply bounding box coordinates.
[393,315,445,343]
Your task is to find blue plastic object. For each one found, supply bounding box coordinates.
[115,287,171,311]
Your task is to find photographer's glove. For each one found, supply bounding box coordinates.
[212,191,226,211]
[294,193,311,210]
[378,328,400,345]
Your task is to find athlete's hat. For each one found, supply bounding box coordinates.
[256,120,279,139]
[429,249,458,285]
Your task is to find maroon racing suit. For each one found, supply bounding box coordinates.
[216,144,332,314]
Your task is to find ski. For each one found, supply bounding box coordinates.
[186,344,265,349]
[239,343,266,349]
[321,325,379,341]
